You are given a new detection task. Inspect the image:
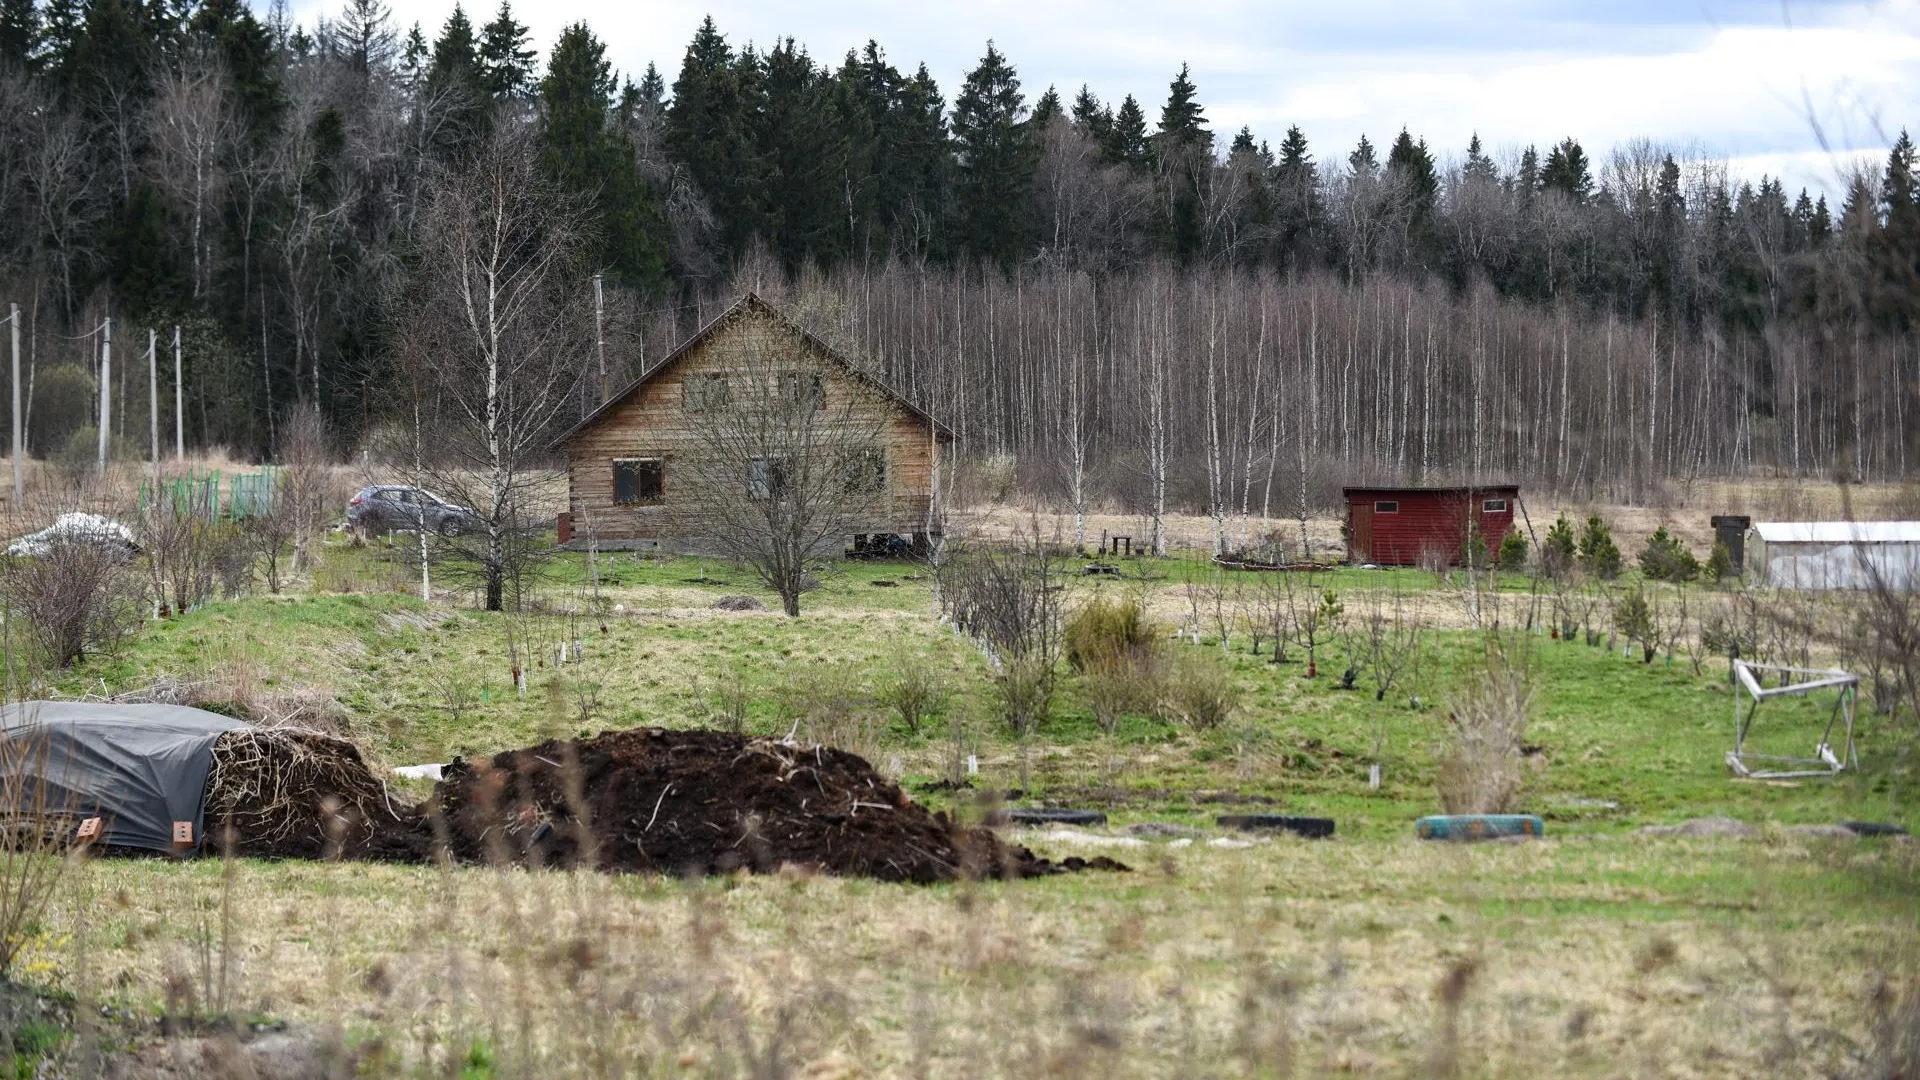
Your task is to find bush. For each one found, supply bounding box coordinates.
[1435,644,1533,814]
[1541,514,1577,577]
[1705,540,1734,582]
[995,654,1055,736]
[0,534,142,668]
[1577,515,1622,579]
[1496,530,1528,573]
[1460,520,1489,570]
[1638,526,1698,582]
[1612,586,1657,662]
[1064,594,1152,672]
[874,645,947,736]
[1160,651,1241,730]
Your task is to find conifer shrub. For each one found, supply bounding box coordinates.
[1496,529,1529,573]
[1576,514,1623,579]
[1638,525,1699,581]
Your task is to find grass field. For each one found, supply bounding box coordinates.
[10,529,1919,1077]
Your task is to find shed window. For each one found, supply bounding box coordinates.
[842,449,885,495]
[1482,498,1508,513]
[613,459,663,504]
[1374,500,1399,514]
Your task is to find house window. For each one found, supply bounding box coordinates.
[843,449,885,495]
[685,374,729,413]
[1483,498,1508,513]
[781,371,823,412]
[747,457,788,501]
[1374,500,1399,513]
[613,459,663,504]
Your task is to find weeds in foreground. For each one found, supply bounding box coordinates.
[1435,636,1534,815]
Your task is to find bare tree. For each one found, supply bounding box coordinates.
[148,59,239,303]
[669,327,893,617]
[0,535,140,668]
[392,126,593,611]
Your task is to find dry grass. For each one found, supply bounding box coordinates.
[24,833,1916,1078]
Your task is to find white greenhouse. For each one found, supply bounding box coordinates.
[1745,521,1920,591]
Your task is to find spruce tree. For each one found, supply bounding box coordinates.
[1070,85,1110,146]
[1273,125,1320,269]
[1463,133,1496,184]
[1541,137,1592,202]
[0,0,38,71]
[1385,128,1439,268]
[1031,84,1062,131]
[667,16,767,258]
[478,0,535,99]
[1153,64,1211,259]
[1105,94,1150,170]
[1348,135,1378,176]
[426,5,490,159]
[540,21,668,288]
[950,41,1035,266]
[1874,129,1919,328]
[759,38,852,268]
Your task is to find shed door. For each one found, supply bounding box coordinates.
[1351,503,1373,561]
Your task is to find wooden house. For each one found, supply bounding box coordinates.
[549,294,951,554]
[1343,485,1520,566]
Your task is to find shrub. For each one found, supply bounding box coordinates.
[996,653,1055,736]
[1541,514,1577,577]
[1064,594,1151,672]
[1612,586,1657,662]
[1161,650,1242,730]
[1638,526,1698,581]
[1496,530,1528,573]
[874,645,947,736]
[1577,515,1622,579]
[0,534,141,668]
[1705,540,1734,582]
[1460,520,1488,570]
[1435,644,1533,814]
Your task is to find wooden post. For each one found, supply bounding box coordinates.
[9,302,19,506]
[173,326,183,460]
[147,327,159,480]
[98,317,110,473]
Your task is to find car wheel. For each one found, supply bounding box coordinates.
[438,517,462,538]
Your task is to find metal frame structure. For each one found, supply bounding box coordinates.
[1726,660,1859,779]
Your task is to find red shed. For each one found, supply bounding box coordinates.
[1343,485,1520,566]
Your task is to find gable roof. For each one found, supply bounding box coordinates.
[1752,521,1920,544]
[549,293,953,451]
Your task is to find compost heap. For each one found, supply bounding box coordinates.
[202,728,429,861]
[431,728,1123,883]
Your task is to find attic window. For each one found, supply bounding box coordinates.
[685,374,729,413]
[1483,498,1509,513]
[1374,500,1399,514]
[781,371,823,412]
[613,459,663,504]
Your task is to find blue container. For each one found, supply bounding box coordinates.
[1415,814,1545,841]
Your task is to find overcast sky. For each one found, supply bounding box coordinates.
[289,0,1918,200]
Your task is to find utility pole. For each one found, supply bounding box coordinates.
[592,272,606,400]
[147,328,159,481]
[173,326,183,460]
[9,303,19,507]
[98,317,111,473]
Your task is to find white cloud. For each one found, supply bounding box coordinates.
[286,0,1918,195]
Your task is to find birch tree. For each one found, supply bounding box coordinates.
[393,125,593,611]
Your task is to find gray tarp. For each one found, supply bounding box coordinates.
[0,701,246,853]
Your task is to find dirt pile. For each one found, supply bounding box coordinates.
[431,728,1123,882]
[203,729,428,861]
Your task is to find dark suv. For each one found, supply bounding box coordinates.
[347,485,483,538]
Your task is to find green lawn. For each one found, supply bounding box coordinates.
[19,538,1914,1077]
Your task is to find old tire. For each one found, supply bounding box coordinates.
[1840,821,1910,837]
[1415,814,1544,841]
[1215,814,1335,838]
[986,808,1108,828]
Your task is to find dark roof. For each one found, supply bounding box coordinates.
[549,293,953,451]
[1342,485,1520,497]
